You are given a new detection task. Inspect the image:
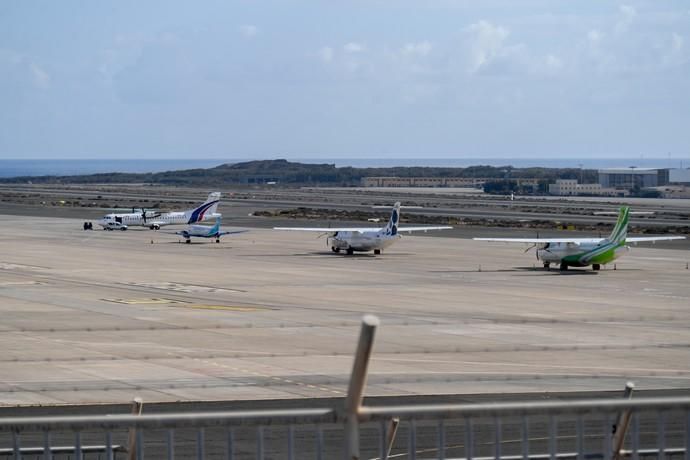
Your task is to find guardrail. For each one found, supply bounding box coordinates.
[0,316,688,459]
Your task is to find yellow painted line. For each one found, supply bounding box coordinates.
[181,305,265,312]
[102,298,184,305]
[0,281,44,287]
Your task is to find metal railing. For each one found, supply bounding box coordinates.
[0,315,688,459]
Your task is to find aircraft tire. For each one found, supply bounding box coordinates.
[592,264,601,271]
[346,247,354,255]
[374,249,381,255]
[216,239,220,243]
[543,262,550,270]
[185,239,191,244]
[559,262,568,271]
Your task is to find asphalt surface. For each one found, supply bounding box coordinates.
[1,187,689,458]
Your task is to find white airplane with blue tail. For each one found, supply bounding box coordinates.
[174,218,247,243]
[274,202,452,255]
[97,192,221,230]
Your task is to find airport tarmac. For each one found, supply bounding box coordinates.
[0,214,689,406]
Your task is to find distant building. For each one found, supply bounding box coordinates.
[669,168,690,185]
[548,179,620,196]
[647,185,690,199]
[361,177,540,188]
[361,177,486,188]
[598,168,670,190]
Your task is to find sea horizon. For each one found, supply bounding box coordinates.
[0,157,688,179]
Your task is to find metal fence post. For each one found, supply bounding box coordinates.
[612,382,635,460]
[127,397,144,460]
[386,418,400,458]
[44,431,53,460]
[344,315,379,460]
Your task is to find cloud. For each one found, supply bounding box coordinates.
[539,54,564,75]
[343,42,366,53]
[465,20,511,73]
[662,32,688,67]
[30,63,50,89]
[0,50,51,91]
[588,29,602,45]
[239,24,259,38]
[318,46,334,63]
[401,41,432,57]
[614,4,637,36]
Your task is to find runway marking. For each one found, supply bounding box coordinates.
[0,280,45,287]
[0,262,47,271]
[180,305,266,312]
[374,357,690,375]
[118,281,243,294]
[102,298,186,305]
[179,353,344,395]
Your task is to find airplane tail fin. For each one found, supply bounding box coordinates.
[606,206,630,244]
[187,192,221,224]
[209,217,221,235]
[382,202,401,236]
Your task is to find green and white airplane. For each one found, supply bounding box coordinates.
[474,207,685,271]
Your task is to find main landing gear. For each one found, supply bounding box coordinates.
[374,249,381,255]
[331,246,340,253]
[543,262,550,270]
[346,247,354,255]
[559,262,568,271]
[592,264,601,271]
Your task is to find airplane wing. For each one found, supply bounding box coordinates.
[218,230,249,236]
[273,227,381,233]
[473,237,604,244]
[397,226,453,233]
[473,236,686,244]
[626,236,686,243]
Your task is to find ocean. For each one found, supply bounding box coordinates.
[0,158,687,179]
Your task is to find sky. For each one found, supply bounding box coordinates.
[1,1,689,160]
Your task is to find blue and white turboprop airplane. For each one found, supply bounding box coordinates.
[174,217,247,244]
[274,202,452,255]
[97,192,221,230]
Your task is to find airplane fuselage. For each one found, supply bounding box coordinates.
[328,231,401,253]
[536,241,629,267]
[98,212,220,229]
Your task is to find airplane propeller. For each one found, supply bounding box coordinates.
[523,232,541,258]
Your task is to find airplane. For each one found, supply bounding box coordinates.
[473,207,686,271]
[274,202,452,255]
[97,192,221,230]
[173,218,247,243]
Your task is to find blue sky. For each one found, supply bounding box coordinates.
[1,1,689,159]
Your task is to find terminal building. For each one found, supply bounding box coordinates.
[598,168,670,189]
[548,179,620,196]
